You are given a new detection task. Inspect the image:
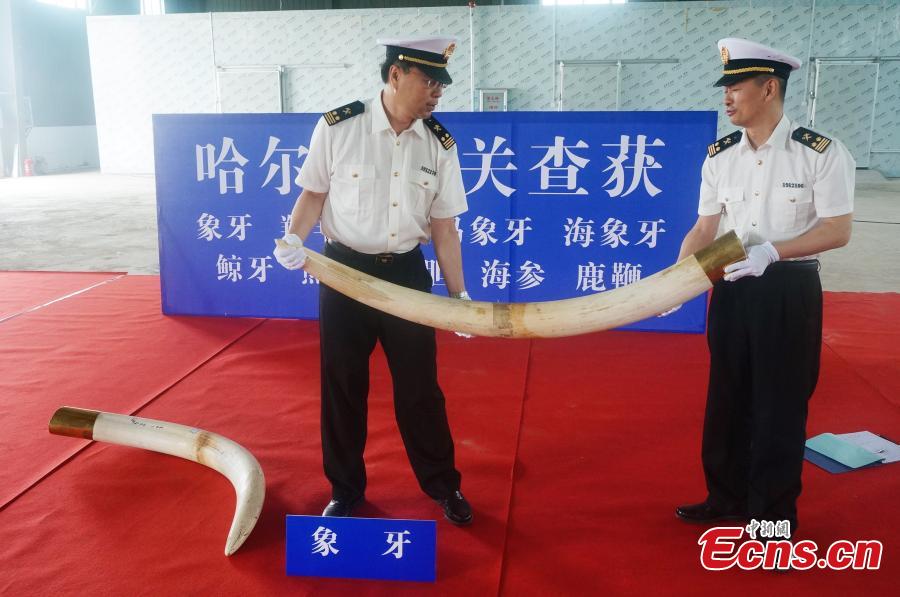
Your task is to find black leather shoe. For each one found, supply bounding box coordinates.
[675,501,746,523]
[436,490,473,526]
[322,496,362,517]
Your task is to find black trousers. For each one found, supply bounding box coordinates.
[318,242,461,502]
[702,261,822,532]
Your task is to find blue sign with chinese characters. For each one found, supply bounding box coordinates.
[285,515,437,582]
[153,110,717,332]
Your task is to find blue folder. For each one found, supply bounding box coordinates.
[803,446,883,474]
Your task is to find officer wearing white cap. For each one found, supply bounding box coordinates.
[671,38,855,537]
[713,37,801,87]
[273,35,473,525]
[379,36,456,86]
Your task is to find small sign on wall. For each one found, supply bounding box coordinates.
[478,88,508,112]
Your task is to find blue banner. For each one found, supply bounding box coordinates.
[153,110,716,332]
[285,515,436,582]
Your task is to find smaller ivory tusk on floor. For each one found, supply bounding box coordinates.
[49,406,265,556]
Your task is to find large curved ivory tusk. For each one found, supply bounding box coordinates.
[279,230,745,338]
[49,406,265,556]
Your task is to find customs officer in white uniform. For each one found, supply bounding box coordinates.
[673,38,855,536]
[274,36,473,525]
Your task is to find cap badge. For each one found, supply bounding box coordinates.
[720,46,730,65]
[443,43,456,61]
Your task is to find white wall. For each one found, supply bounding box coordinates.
[88,13,217,174]
[87,2,900,176]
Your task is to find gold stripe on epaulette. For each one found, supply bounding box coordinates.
[707,131,741,158]
[793,127,832,153]
[424,117,455,150]
[322,101,364,126]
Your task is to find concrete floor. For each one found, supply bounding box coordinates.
[1,170,898,292]
[0,173,158,275]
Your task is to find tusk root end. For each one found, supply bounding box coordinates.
[49,406,100,440]
[694,230,747,283]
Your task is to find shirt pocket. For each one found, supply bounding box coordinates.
[408,169,438,213]
[716,186,745,229]
[772,188,814,232]
[330,164,376,217]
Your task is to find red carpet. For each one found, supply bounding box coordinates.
[0,273,897,595]
[500,333,898,595]
[0,275,261,509]
[823,292,900,407]
[0,271,122,321]
[0,318,531,595]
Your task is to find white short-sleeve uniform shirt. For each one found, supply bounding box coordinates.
[697,114,855,259]
[297,93,468,255]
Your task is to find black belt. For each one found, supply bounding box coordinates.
[769,259,820,272]
[327,240,421,265]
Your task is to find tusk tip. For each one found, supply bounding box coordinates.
[223,471,265,556]
[224,523,256,556]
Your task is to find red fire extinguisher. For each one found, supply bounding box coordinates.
[23,158,33,177]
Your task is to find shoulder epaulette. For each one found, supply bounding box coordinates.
[423,117,455,150]
[792,127,832,153]
[323,100,364,126]
[707,131,742,158]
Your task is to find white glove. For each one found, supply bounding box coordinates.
[273,233,307,270]
[657,304,682,318]
[451,291,474,339]
[723,242,779,282]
